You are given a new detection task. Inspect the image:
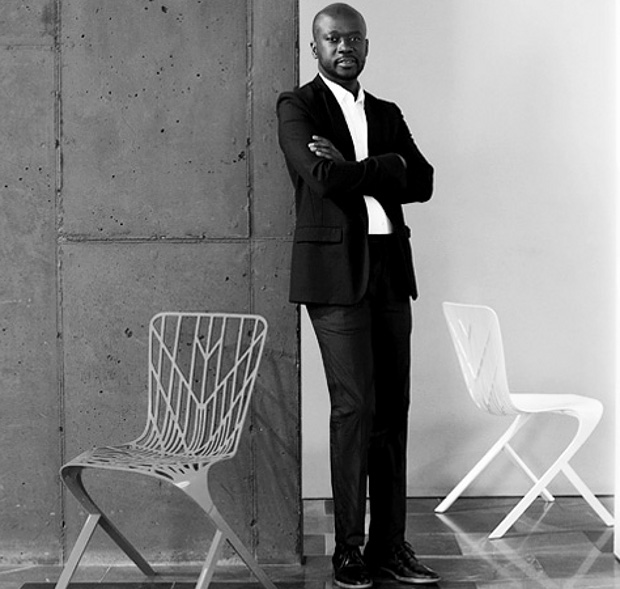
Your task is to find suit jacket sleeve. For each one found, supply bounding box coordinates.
[277,90,429,203]
[386,103,434,205]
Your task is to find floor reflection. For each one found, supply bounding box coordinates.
[304,497,618,588]
[3,497,618,589]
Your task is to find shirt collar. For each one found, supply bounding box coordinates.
[319,73,365,107]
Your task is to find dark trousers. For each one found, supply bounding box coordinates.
[307,235,412,550]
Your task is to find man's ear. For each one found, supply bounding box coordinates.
[311,41,318,59]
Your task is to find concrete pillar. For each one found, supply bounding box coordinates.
[0,0,300,565]
[0,0,60,564]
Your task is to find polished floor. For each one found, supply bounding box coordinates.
[2,497,618,589]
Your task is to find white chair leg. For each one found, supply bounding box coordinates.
[435,415,530,513]
[561,463,614,526]
[504,443,555,502]
[489,416,598,539]
[61,467,156,578]
[184,478,277,589]
[195,529,226,589]
[55,514,101,589]
[206,505,277,589]
[98,513,156,576]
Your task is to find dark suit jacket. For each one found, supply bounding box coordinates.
[277,75,433,305]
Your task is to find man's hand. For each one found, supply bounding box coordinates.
[308,135,345,161]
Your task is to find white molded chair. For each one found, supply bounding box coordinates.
[435,302,613,539]
[56,312,276,589]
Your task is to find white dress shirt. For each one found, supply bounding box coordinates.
[320,74,393,235]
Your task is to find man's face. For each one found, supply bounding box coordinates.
[312,12,368,88]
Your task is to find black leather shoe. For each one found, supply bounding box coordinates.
[365,541,440,585]
[332,544,373,589]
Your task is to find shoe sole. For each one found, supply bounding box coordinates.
[377,566,440,585]
[333,577,373,589]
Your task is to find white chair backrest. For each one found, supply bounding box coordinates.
[136,312,268,460]
[443,302,518,416]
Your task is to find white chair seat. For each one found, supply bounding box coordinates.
[435,302,613,539]
[64,443,225,477]
[510,393,603,416]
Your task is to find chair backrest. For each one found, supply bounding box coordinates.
[442,302,518,416]
[135,312,268,461]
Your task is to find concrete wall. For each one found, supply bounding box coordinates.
[0,0,300,566]
[301,0,616,498]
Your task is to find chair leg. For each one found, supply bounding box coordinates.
[55,514,101,589]
[60,467,156,579]
[488,414,600,539]
[435,414,531,513]
[195,529,226,589]
[561,463,614,526]
[184,479,277,589]
[504,443,555,502]
[207,505,277,589]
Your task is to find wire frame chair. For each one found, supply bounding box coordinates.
[55,312,276,589]
[435,302,614,538]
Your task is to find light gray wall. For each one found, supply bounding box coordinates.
[301,0,616,497]
[0,0,300,565]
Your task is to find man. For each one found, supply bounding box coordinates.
[277,3,439,587]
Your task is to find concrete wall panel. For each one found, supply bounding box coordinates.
[61,0,249,239]
[61,242,252,454]
[0,0,300,565]
[0,47,60,562]
[0,1,56,45]
[60,241,253,560]
[251,239,300,563]
[251,0,297,238]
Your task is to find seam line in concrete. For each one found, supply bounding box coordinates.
[246,0,259,558]
[0,42,55,49]
[57,236,292,244]
[54,0,68,565]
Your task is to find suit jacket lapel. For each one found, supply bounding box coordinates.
[364,93,381,157]
[311,76,356,161]
[363,93,402,223]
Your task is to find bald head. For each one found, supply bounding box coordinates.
[312,3,367,41]
[310,2,369,92]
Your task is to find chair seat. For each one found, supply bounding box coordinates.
[65,443,224,480]
[509,393,602,416]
